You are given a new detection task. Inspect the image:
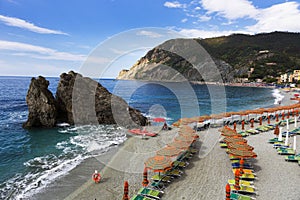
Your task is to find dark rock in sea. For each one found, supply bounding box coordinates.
[24,71,147,128]
[23,76,57,128]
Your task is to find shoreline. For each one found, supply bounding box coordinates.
[27,88,296,199]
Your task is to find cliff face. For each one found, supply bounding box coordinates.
[23,76,57,128]
[117,32,300,82]
[24,71,147,128]
[116,38,240,82]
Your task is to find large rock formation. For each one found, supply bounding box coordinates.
[23,71,147,128]
[23,76,57,128]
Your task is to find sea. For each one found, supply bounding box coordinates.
[0,76,283,199]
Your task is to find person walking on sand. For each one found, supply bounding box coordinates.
[92,170,101,183]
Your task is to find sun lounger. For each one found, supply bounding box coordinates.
[232,169,255,175]
[230,185,256,195]
[137,187,164,200]
[150,181,166,190]
[237,131,249,137]
[285,154,300,162]
[277,148,296,155]
[230,192,256,200]
[228,179,254,186]
[151,174,173,183]
[269,138,282,144]
[232,162,253,169]
[162,169,183,177]
[246,129,259,135]
[173,160,189,168]
[282,132,297,137]
[239,173,256,180]
[131,194,153,200]
[220,143,228,148]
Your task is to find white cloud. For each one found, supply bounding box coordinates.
[0,15,68,35]
[199,15,211,22]
[181,18,188,23]
[136,30,163,38]
[164,1,186,9]
[195,6,201,10]
[201,0,259,20]
[0,40,86,61]
[178,28,252,38]
[247,2,300,33]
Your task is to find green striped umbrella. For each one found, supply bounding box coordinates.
[144,155,173,172]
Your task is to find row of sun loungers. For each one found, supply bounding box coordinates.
[131,146,198,200]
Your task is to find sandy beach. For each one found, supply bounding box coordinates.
[31,89,300,200]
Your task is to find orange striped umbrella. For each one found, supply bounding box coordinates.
[174,135,195,143]
[228,149,257,158]
[224,137,247,144]
[179,132,199,139]
[167,141,191,150]
[142,168,149,187]
[156,146,183,157]
[227,143,254,151]
[145,156,173,172]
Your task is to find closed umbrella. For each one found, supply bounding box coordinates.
[293,136,297,151]
[142,168,149,187]
[122,181,129,200]
[278,127,283,142]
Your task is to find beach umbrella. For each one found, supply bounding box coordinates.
[240,158,244,171]
[142,168,149,187]
[259,116,262,125]
[233,122,237,131]
[174,135,195,143]
[287,118,289,131]
[227,149,257,159]
[241,120,245,130]
[156,146,183,157]
[153,117,165,123]
[227,143,254,151]
[225,183,231,200]
[293,136,297,151]
[267,116,270,124]
[122,181,129,200]
[221,130,242,138]
[295,116,297,128]
[234,169,240,190]
[224,137,247,144]
[145,155,173,173]
[274,125,279,136]
[179,132,199,139]
[276,114,279,122]
[279,127,283,142]
[167,141,190,150]
[282,112,285,120]
[250,119,254,128]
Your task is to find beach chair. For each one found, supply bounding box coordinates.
[230,185,256,195]
[277,148,295,155]
[228,179,254,186]
[237,131,249,137]
[232,162,253,169]
[246,129,259,135]
[150,181,166,190]
[268,138,281,144]
[239,173,256,180]
[232,169,255,175]
[173,160,189,168]
[282,131,297,137]
[230,192,256,200]
[137,187,164,200]
[220,143,228,148]
[151,174,173,183]
[131,194,153,200]
[162,168,182,177]
[285,154,300,162]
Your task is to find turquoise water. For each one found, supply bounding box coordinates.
[0,76,275,199]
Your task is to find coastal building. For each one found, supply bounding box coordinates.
[280,73,288,83]
[293,70,300,82]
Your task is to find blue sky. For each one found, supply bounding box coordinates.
[0,0,300,77]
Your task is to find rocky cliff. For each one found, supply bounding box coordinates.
[23,76,57,128]
[117,32,300,82]
[23,71,147,128]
